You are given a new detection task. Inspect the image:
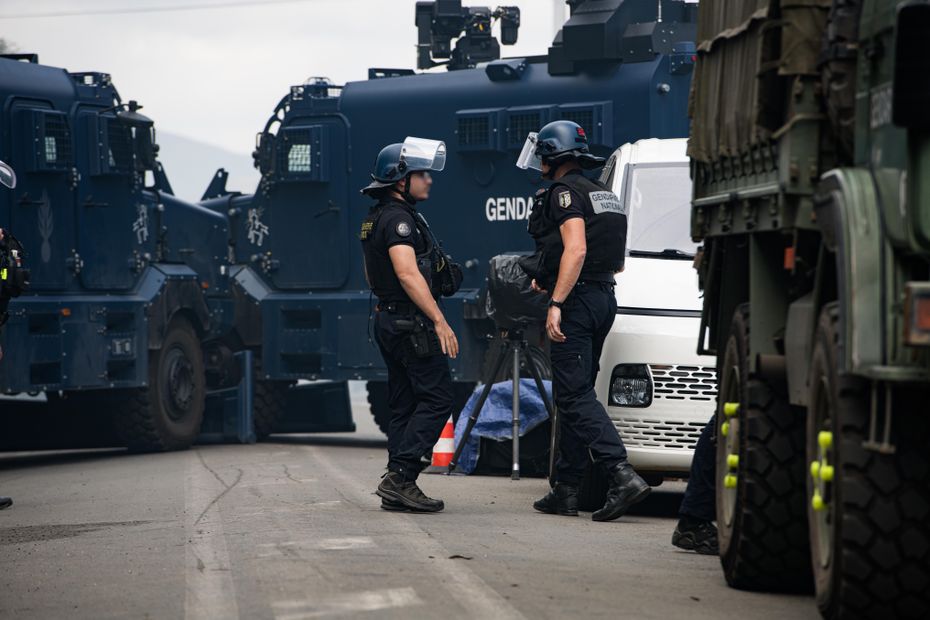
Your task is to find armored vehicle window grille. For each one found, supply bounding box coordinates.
[612,416,706,450]
[42,113,72,167]
[281,128,314,174]
[106,119,134,173]
[649,364,718,402]
[560,109,594,132]
[458,116,490,147]
[288,144,312,172]
[508,113,541,148]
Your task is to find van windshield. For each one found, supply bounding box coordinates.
[625,163,697,257]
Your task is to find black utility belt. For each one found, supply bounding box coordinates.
[378,300,418,315]
[576,279,615,289]
[391,314,443,358]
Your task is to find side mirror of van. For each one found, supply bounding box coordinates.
[0,160,16,189]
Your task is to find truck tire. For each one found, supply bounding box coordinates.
[716,304,813,592]
[113,316,205,452]
[366,380,477,437]
[807,303,930,618]
[253,379,290,440]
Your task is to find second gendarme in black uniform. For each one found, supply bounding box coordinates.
[359,137,463,513]
[0,159,22,511]
[516,120,651,521]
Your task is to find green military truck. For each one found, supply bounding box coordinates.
[688,0,930,617]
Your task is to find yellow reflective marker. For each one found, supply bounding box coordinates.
[727,454,739,470]
[724,474,737,489]
[821,465,834,482]
[721,421,730,437]
[723,402,740,417]
[810,460,820,479]
[818,431,833,449]
[812,492,825,512]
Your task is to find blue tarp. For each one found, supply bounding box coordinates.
[453,379,552,474]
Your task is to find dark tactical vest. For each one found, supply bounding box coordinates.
[359,200,436,303]
[524,173,627,288]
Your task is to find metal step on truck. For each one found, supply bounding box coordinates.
[688,1,930,617]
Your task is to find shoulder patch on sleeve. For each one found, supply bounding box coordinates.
[396,221,412,237]
[558,190,572,209]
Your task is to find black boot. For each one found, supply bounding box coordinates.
[533,483,579,516]
[0,496,11,510]
[592,462,651,522]
[380,497,408,512]
[376,472,444,512]
[672,517,718,555]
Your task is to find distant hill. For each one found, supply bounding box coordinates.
[156,132,260,202]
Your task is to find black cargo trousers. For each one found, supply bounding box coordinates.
[551,281,629,485]
[679,415,716,521]
[374,307,454,481]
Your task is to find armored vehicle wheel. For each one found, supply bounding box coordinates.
[366,381,391,435]
[716,304,812,592]
[807,303,930,618]
[113,316,205,452]
[366,381,477,437]
[253,379,290,440]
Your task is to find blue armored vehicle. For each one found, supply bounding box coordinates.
[0,54,238,451]
[200,0,699,431]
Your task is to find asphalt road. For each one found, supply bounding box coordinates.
[0,391,818,619]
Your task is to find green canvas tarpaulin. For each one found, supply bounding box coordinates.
[688,0,831,164]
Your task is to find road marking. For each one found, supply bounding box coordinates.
[306,446,527,620]
[184,450,240,620]
[317,536,375,550]
[256,537,375,558]
[272,587,422,619]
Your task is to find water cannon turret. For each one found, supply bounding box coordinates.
[415,1,520,71]
[548,0,697,75]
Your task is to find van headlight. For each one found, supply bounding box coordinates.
[609,364,653,408]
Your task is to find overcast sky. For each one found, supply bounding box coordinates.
[2,0,567,155]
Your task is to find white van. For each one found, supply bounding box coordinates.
[594,138,716,481]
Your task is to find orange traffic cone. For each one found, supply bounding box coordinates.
[424,416,455,474]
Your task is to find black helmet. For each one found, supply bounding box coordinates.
[531,120,605,170]
[360,137,447,195]
[360,143,406,195]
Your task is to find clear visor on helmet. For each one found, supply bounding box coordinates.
[515,132,542,171]
[0,161,16,189]
[401,137,446,172]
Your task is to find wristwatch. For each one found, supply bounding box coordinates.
[548,299,564,309]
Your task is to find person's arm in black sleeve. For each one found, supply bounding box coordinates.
[383,212,459,358]
[546,188,587,342]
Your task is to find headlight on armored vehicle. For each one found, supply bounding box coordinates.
[609,364,653,408]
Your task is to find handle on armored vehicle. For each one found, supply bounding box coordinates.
[313,201,340,219]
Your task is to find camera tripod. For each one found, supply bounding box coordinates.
[448,326,557,480]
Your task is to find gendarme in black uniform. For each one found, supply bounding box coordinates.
[359,139,457,513]
[0,160,22,510]
[518,120,651,522]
